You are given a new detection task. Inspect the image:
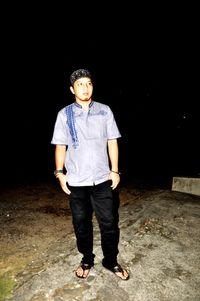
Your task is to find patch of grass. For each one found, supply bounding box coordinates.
[0,274,16,301]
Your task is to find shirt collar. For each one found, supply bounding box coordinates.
[74,101,94,108]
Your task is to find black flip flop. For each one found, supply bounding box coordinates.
[104,264,129,280]
[75,263,93,278]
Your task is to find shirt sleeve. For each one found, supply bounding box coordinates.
[51,110,69,145]
[106,106,122,139]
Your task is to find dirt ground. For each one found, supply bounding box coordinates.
[0,181,200,301]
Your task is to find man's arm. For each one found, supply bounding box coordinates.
[55,144,66,170]
[55,145,71,195]
[107,139,120,189]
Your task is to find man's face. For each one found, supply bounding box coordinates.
[70,77,93,102]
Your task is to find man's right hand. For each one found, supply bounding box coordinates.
[56,173,71,195]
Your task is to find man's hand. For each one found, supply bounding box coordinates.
[56,173,71,195]
[108,171,120,190]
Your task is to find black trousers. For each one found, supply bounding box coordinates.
[68,180,120,268]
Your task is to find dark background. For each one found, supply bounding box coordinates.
[1,19,199,189]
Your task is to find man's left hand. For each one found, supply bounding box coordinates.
[108,172,120,189]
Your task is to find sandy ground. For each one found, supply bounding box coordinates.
[0,181,200,301]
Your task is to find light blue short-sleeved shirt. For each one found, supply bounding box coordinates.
[51,101,121,186]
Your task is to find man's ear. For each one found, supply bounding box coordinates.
[70,86,75,94]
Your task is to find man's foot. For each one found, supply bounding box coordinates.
[75,263,93,279]
[104,264,129,280]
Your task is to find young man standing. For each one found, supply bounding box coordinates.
[51,69,129,280]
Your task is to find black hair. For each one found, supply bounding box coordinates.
[70,69,92,86]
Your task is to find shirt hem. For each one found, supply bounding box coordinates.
[68,177,109,187]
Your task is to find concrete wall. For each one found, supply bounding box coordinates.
[172,177,200,196]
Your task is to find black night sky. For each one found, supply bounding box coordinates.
[1,30,199,189]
